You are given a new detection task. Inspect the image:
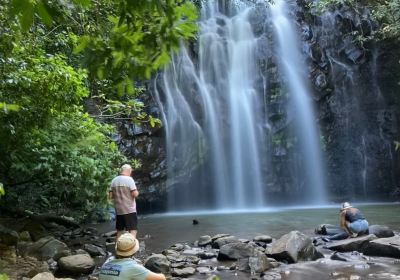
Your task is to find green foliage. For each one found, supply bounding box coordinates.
[5,111,126,219]
[0,274,8,280]
[370,0,400,40]
[0,183,4,197]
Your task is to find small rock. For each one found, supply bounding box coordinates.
[218,242,256,260]
[193,219,199,225]
[171,267,196,277]
[57,254,95,274]
[103,231,117,238]
[170,243,185,251]
[249,251,272,273]
[0,224,19,246]
[25,236,69,261]
[198,235,212,247]
[31,272,55,280]
[211,233,231,241]
[144,254,170,274]
[196,266,212,274]
[83,244,106,257]
[368,225,395,238]
[254,235,273,244]
[19,231,32,242]
[212,236,239,249]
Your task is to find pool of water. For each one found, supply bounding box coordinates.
[96,203,400,252]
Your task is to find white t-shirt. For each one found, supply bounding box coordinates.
[110,175,137,215]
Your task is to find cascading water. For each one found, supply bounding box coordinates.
[269,0,326,203]
[153,0,327,212]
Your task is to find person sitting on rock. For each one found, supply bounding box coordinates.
[323,202,369,241]
[99,233,166,280]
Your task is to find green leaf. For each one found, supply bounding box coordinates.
[36,1,53,27]
[73,35,90,54]
[72,0,91,8]
[0,183,5,197]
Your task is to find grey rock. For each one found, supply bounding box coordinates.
[25,236,69,261]
[363,235,400,258]
[103,231,117,238]
[368,225,395,238]
[212,236,239,249]
[253,235,273,244]
[326,234,377,252]
[198,235,212,246]
[237,258,250,272]
[198,251,217,259]
[218,242,256,260]
[144,254,171,274]
[249,251,272,273]
[211,233,231,241]
[58,254,95,274]
[269,231,323,263]
[330,251,368,262]
[31,272,55,280]
[171,267,196,277]
[170,243,185,251]
[262,271,282,280]
[196,266,212,274]
[83,244,106,257]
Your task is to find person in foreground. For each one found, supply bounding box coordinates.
[99,233,166,280]
[324,202,369,241]
[109,164,139,239]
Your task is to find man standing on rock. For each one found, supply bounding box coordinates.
[109,164,139,240]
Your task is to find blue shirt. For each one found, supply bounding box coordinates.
[99,257,149,280]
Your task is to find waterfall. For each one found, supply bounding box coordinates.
[269,0,326,203]
[153,0,327,212]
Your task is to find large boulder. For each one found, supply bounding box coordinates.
[217,242,256,260]
[0,224,19,246]
[269,231,323,263]
[57,254,95,274]
[325,234,377,252]
[362,235,400,258]
[212,236,239,249]
[368,225,395,238]
[144,254,171,274]
[25,236,69,261]
[248,251,272,273]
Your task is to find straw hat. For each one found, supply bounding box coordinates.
[115,233,139,257]
[341,202,352,210]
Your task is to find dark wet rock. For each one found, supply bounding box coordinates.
[25,236,69,261]
[144,254,171,273]
[269,231,323,263]
[217,266,229,271]
[198,235,212,246]
[0,224,19,246]
[368,225,395,238]
[171,267,196,277]
[330,251,368,262]
[363,235,400,258]
[212,236,239,249]
[58,254,95,275]
[22,221,48,241]
[192,219,199,225]
[315,224,344,235]
[217,242,256,260]
[83,244,106,257]
[198,251,217,259]
[249,251,272,273]
[254,235,273,244]
[325,234,377,252]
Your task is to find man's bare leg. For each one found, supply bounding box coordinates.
[116,230,123,240]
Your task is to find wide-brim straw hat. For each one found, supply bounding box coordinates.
[115,233,139,257]
[341,202,352,210]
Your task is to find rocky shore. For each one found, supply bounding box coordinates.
[1,217,400,280]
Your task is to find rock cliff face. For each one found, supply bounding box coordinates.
[115,1,400,212]
[296,0,400,200]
